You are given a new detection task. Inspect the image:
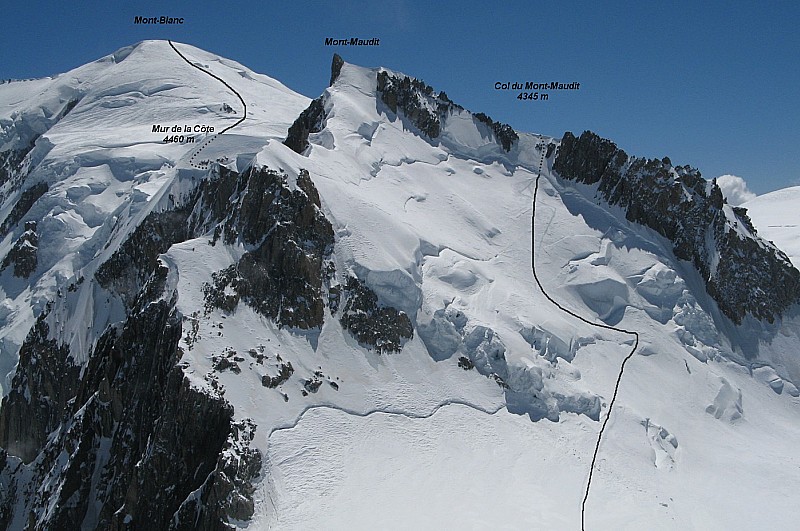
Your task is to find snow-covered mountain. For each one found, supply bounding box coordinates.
[0,40,799,530]
[743,186,800,267]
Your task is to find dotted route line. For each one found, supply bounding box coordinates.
[167,40,247,169]
[188,133,218,169]
[531,142,639,531]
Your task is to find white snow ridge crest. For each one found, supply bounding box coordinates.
[0,41,798,530]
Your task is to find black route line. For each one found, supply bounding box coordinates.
[531,142,639,531]
[167,40,247,168]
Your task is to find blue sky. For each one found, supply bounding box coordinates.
[2,0,798,194]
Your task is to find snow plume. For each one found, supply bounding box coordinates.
[716,174,756,206]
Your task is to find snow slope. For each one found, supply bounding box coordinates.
[743,186,800,266]
[244,59,800,529]
[0,42,799,529]
[0,40,309,389]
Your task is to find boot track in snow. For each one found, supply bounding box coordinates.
[532,142,639,531]
[167,40,247,169]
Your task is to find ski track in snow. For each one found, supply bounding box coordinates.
[531,143,640,531]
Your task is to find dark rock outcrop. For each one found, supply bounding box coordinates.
[303,377,322,394]
[213,349,243,374]
[96,208,191,307]
[1,220,38,278]
[262,361,294,388]
[201,167,335,329]
[554,130,800,323]
[339,277,413,353]
[474,112,519,152]
[330,53,344,86]
[0,147,31,191]
[284,97,327,154]
[98,163,334,326]
[0,182,47,237]
[377,71,444,139]
[192,164,239,229]
[376,71,518,152]
[0,295,258,529]
[173,418,263,528]
[108,367,234,530]
[0,311,79,463]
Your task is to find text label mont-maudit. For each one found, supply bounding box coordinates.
[325,37,380,46]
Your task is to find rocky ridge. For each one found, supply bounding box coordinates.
[554,130,800,324]
[376,70,519,152]
[0,295,250,529]
[1,221,38,278]
[199,166,335,329]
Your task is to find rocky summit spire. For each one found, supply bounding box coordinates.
[330,53,344,86]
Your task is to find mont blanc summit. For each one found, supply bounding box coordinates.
[0,40,798,530]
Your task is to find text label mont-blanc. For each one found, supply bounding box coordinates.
[133,16,185,24]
